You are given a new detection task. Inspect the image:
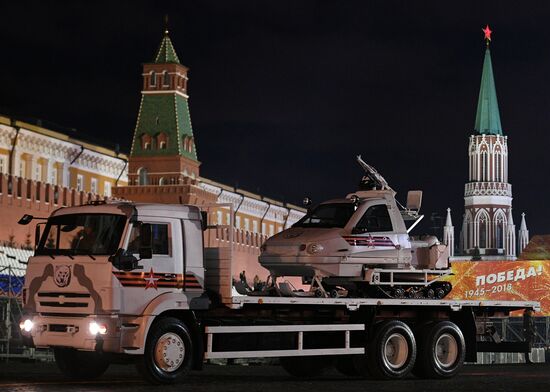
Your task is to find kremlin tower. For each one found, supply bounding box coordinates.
[448,26,529,260]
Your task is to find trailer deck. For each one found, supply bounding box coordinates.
[230,295,541,312]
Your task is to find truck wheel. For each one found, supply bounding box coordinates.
[138,317,193,384]
[280,356,328,378]
[366,320,416,379]
[414,321,465,379]
[54,348,109,380]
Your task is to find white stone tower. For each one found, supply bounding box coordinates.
[443,208,455,256]
[461,29,516,260]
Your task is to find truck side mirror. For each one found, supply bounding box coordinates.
[139,223,153,259]
[109,248,141,271]
[34,223,43,250]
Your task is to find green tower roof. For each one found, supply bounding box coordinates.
[474,47,503,135]
[154,31,181,64]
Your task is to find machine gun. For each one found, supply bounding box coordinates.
[356,155,394,192]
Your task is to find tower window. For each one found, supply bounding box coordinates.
[144,142,151,150]
[150,71,156,87]
[159,141,166,149]
[163,71,170,86]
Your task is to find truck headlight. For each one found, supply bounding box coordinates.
[19,319,34,333]
[89,321,107,335]
[307,243,324,254]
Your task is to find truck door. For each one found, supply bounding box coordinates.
[348,203,401,264]
[119,217,183,315]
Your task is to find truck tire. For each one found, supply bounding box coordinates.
[365,320,417,379]
[280,356,328,378]
[138,317,193,384]
[54,348,109,380]
[413,321,465,379]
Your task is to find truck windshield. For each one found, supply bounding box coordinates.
[36,214,127,256]
[293,203,356,228]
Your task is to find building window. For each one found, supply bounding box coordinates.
[216,211,223,225]
[19,160,26,178]
[34,163,42,181]
[226,213,231,225]
[138,168,148,185]
[144,142,151,150]
[252,220,258,233]
[235,216,241,229]
[244,218,250,232]
[159,141,167,149]
[269,224,275,237]
[76,174,84,192]
[91,178,98,194]
[163,71,170,86]
[150,71,156,86]
[104,181,112,197]
[261,222,266,235]
[50,167,58,185]
[0,155,6,174]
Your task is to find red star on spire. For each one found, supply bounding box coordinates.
[482,25,492,43]
[144,267,159,290]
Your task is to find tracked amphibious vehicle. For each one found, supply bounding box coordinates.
[258,156,453,299]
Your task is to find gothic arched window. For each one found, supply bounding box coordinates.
[477,211,489,249]
[150,71,156,87]
[494,211,506,249]
[163,71,170,86]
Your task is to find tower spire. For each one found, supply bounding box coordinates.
[443,208,455,257]
[474,25,503,136]
[518,212,529,255]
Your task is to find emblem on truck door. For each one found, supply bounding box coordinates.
[54,265,72,287]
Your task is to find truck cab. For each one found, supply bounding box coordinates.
[20,202,207,378]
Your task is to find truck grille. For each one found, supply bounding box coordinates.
[37,292,91,311]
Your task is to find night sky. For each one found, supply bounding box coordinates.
[2,1,550,236]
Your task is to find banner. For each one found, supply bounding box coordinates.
[445,260,550,316]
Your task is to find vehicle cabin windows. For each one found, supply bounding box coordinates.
[127,223,171,256]
[354,204,393,233]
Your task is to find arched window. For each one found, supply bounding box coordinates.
[463,212,472,250]
[150,71,156,87]
[495,153,501,182]
[477,211,489,249]
[138,168,148,186]
[159,141,166,149]
[144,142,151,150]
[163,71,170,86]
[494,211,506,249]
[159,177,166,185]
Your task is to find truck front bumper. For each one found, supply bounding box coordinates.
[19,314,149,354]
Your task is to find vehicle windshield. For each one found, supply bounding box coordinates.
[293,203,356,228]
[36,213,127,256]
